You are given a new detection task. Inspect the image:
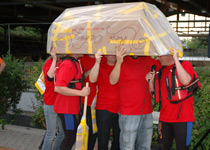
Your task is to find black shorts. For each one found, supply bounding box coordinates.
[158,121,193,150]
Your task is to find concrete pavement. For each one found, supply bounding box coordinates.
[0,124,99,150]
[0,124,45,150]
[0,111,160,150]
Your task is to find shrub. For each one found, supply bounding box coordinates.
[0,26,43,40]
[190,67,210,149]
[0,51,27,117]
[25,59,46,129]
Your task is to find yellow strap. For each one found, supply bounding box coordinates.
[109,39,149,45]
[51,29,73,34]
[62,11,74,20]
[169,47,183,57]
[118,3,148,15]
[178,44,184,57]
[143,33,150,56]
[50,22,63,49]
[93,125,98,132]
[102,46,107,54]
[50,22,75,53]
[87,21,93,54]
[96,5,102,20]
[142,17,168,53]
[118,3,159,19]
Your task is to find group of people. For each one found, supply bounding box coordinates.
[0,44,198,150]
[41,44,198,150]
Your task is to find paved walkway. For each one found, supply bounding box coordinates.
[0,124,45,150]
[0,111,160,150]
[0,124,100,150]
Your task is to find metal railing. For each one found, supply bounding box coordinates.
[183,48,208,57]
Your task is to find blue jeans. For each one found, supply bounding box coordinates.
[119,113,153,150]
[43,104,64,150]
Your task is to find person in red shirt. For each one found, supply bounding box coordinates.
[42,48,64,150]
[54,54,90,150]
[146,47,196,150]
[110,47,160,150]
[0,57,6,75]
[89,51,120,150]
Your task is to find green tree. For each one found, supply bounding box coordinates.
[185,37,208,49]
[190,67,210,149]
[11,26,42,40]
[0,26,44,40]
[0,52,28,117]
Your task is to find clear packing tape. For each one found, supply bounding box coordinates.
[47,2,183,57]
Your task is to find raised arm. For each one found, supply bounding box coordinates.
[171,47,191,85]
[109,46,126,85]
[89,51,103,83]
[47,47,57,78]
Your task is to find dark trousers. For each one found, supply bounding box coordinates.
[58,114,79,150]
[159,121,193,150]
[80,105,98,150]
[96,109,120,150]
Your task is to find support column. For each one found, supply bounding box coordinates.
[208,25,210,58]
[176,0,180,34]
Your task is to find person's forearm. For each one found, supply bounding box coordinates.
[0,62,6,75]
[89,62,100,83]
[149,82,155,95]
[55,86,82,96]
[109,61,122,85]
[47,59,56,78]
[84,70,90,78]
[174,59,191,85]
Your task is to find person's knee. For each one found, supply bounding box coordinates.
[45,131,55,138]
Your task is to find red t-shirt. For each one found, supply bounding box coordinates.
[96,63,119,113]
[79,55,97,106]
[43,58,57,105]
[119,56,161,115]
[54,58,82,114]
[157,61,195,122]
[79,55,107,106]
